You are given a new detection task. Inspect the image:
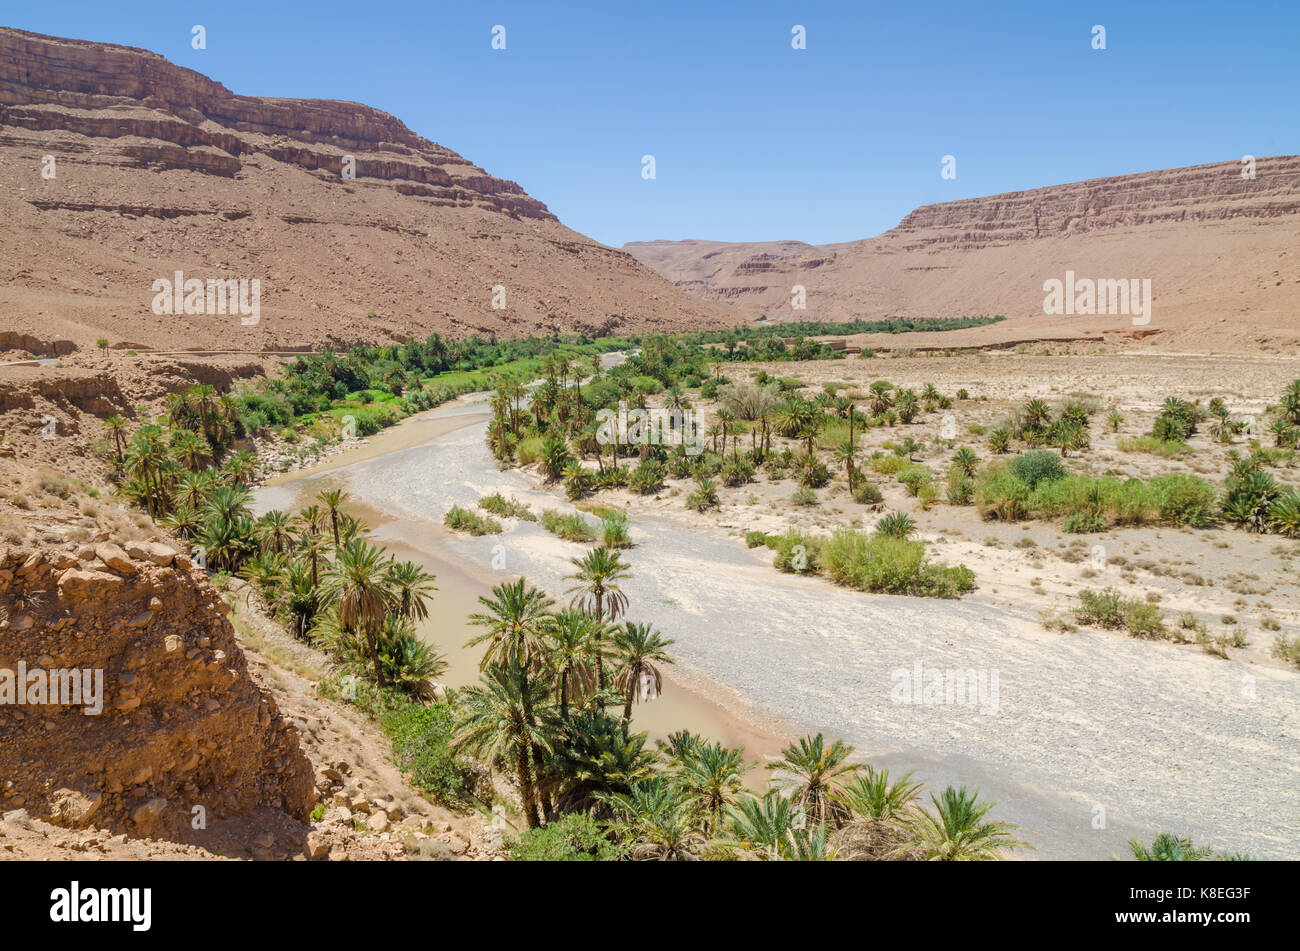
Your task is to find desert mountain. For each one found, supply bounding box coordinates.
[626,157,1300,351]
[0,27,737,356]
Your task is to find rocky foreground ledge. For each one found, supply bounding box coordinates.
[0,541,315,839]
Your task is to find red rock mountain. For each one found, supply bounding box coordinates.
[627,157,1300,351]
[0,27,737,355]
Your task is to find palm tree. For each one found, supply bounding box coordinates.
[867,380,893,418]
[834,438,860,485]
[467,577,555,676]
[204,484,252,524]
[255,510,293,555]
[768,733,862,826]
[543,609,606,720]
[172,471,212,512]
[387,560,438,623]
[453,664,557,829]
[910,786,1026,860]
[726,790,798,860]
[613,622,675,724]
[951,446,979,479]
[222,449,257,487]
[1023,398,1052,432]
[317,488,349,548]
[296,529,330,590]
[1128,832,1216,861]
[565,547,632,703]
[321,539,396,686]
[595,778,705,860]
[671,738,750,835]
[832,765,924,860]
[103,415,128,462]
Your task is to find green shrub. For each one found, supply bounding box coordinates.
[478,493,535,521]
[600,512,632,548]
[771,528,819,573]
[745,530,768,548]
[1124,599,1166,638]
[381,702,473,808]
[508,813,622,861]
[798,459,831,488]
[852,479,884,505]
[629,459,666,494]
[1008,450,1066,489]
[516,436,544,465]
[444,505,503,535]
[894,464,931,497]
[821,529,975,598]
[1076,587,1126,628]
[540,510,597,542]
[869,455,908,475]
[974,465,1032,520]
[945,475,974,506]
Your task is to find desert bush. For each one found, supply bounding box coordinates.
[601,512,632,548]
[745,530,768,548]
[869,454,909,475]
[444,505,503,536]
[478,493,535,521]
[516,436,544,465]
[629,459,666,494]
[1008,450,1066,489]
[792,486,819,506]
[896,464,933,497]
[771,528,820,573]
[540,510,597,542]
[852,478,884,505]
[685,476,719,512]
[382,702,475,808]
[509,813,622,861]
[1075,587,1126,628]
[821,529,975,598]
[875,511,916,539]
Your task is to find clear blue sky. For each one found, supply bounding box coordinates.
[9,0,1298,246]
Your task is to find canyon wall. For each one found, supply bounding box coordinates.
[0,27,737,354]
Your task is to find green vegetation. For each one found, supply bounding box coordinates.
[540,509,598,542]
[478,493,535,521]
[444,505,503,536]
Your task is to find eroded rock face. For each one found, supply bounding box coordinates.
[625,155,1300,349]
[0,27,734,352]
[0,545,315,840]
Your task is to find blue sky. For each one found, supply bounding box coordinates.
[9,1,1298,246]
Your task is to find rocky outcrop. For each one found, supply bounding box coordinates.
[625,156,1300,349]
[890,156,1300,251]
[0,544,315,841]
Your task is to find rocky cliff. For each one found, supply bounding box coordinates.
[0,541,316,841]
[0,27,736,354]
[626,156,1300,350]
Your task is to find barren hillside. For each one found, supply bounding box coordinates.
[626,157,1300,351]
[0,27,738,357]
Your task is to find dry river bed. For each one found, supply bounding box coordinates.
[254,396,1300,860]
